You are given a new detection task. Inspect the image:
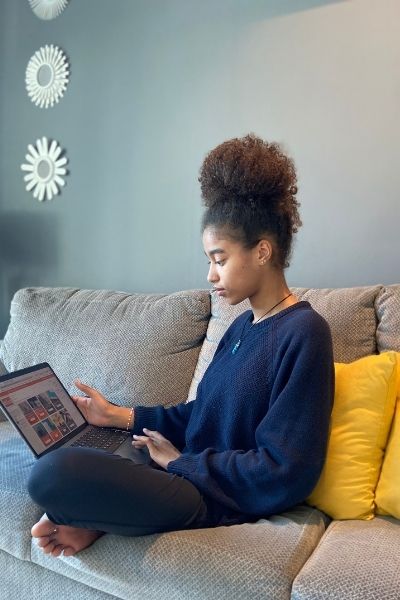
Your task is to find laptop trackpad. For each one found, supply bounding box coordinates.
[115,438,152,464]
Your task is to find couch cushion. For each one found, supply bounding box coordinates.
[306,352,398,520]
[0,421,42,560]
[0,356,7,376]
[31,504,329,600]
[291,516,400,600]
[0,287,210,408]
[0,354,7,422]
[188,286,381,400]
[0,549,117,600]
[376,284,400,352]
[376,397,400,519]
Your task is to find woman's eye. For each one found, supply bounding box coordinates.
[206,259,225,266]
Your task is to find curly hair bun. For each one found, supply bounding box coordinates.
[199,134,302,269]
[201,133,296,204]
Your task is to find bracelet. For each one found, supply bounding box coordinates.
[126,407,134,431]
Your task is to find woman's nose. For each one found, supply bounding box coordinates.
[207,263,219,283]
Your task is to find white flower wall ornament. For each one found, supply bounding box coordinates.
[26,45,69,109]
[21,137,68,202]
[28,0,69,20]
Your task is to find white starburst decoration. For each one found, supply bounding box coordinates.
[28,0,69,20]
[21,137,68,202]
[26,45,69,109]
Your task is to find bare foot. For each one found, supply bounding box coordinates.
[31,513,102,557]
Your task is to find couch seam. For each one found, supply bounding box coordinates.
[290,518,340,598]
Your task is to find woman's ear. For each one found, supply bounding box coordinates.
[258,239,273,265]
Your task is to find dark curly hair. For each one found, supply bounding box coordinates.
[199,134,302,269]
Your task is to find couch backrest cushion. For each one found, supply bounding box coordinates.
[375,396,400,520]
[188,285,382,400]
[375,285,400,353]
[307,351,399,520]
[0,287,210,408]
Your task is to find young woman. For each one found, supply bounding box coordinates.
[29,134,334,557]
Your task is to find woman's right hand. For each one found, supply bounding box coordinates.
[72,380,117,427]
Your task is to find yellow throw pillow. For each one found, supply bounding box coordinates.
[307,352,398,520]
[375,395,400,519]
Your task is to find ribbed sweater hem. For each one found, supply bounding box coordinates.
[168,453,198,475]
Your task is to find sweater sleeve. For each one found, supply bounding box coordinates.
[132,402,194,450]
[131,318,240,449]
[167,318,335,516]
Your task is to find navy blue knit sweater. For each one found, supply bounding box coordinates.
[133,301,334,525]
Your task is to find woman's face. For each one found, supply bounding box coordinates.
[202,227,267,305]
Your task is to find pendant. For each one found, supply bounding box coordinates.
[232,340,241,355]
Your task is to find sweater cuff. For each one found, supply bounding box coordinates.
[132,406,159,435]
[167,453,199,475]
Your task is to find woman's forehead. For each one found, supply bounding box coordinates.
[203,227,227,248]
[202,228,242,254]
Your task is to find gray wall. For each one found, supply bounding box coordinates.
[1,0,399,335]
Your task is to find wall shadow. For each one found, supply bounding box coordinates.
[0,211,60,337]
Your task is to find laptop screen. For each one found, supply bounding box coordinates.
[0,363,86,455]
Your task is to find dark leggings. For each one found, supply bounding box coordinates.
[28,447,210,536]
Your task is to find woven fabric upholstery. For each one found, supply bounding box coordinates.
[188,286,380,400]
[0,353,7,422]
[0,422,42,561]
[31,505,328,600]
[375,285,400,352]
[0,287,210,408]
[0,356,7,376]
[291,517,400,599]
[0,549,116,600]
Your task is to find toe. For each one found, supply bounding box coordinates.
[41,540,56,555]
[31,523,43,537]
[37,536,52,548]
[31,514,56,538]
[51,544,64,558]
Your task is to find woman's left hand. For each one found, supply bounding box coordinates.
[132,429,181,470]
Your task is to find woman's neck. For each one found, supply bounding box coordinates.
[249,273,297,322]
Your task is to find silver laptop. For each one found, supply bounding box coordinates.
[0,362,150,462]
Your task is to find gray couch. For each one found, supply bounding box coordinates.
[0,284,399,600]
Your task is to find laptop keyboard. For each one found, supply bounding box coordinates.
[70,427,130,452]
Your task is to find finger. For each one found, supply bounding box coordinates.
[135,436,156,449]
[132,435,150,446]
[132,441,147,449]
[74,380,98,393]
[142,428,164,440]
[71,397,89,414]
[132,436,147,448]
[71,395,89,404]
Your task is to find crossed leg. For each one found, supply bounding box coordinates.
[28,447,208,557]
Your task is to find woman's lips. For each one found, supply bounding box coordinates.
[214,288,226,296]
